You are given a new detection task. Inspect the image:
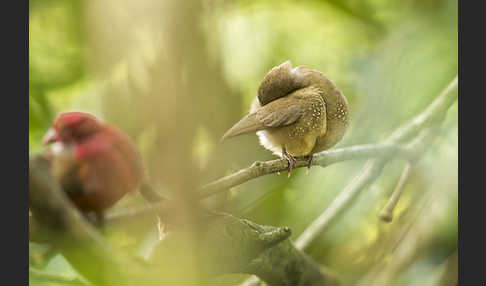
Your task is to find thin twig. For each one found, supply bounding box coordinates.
[356,189,436,286]
[379,162,413,222]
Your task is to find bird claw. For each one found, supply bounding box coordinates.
[287,160,295,178]
[282,148,297,178]
[306,155,313,175]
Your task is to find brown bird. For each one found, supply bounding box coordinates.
[222,61,349,176]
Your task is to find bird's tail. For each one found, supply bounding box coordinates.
[221,113,265,141]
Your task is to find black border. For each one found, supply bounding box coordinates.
[3,0,29,285]
[458,0,481,285]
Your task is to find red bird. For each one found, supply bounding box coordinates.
[42,112,144,221]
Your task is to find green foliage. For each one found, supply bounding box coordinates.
[29,0,457,285]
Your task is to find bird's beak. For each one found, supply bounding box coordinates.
[43,128,59,145]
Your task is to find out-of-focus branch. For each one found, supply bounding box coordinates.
[356,185,456,286]
[295,158,386,250]
[355,190,433,286]
[29,268,92,286]
[435,251,458,286]
[379,117,449,223]
[199,213,292,275]
[386,76,458,143]
[243,240,341,286]
[379,162,413,222]
[194,213,339,286]
[132,211,338,285]
[139,182,166,203]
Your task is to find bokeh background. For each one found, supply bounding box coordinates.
[29,0,457,285]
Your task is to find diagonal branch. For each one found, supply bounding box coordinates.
[200,144,412,198]
[379,162,413,222]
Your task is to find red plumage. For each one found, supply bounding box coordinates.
[43,112,144,213]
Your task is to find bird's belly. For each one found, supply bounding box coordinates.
[256,126,318,157]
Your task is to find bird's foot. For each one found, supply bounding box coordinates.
[305,155,314,175]
[282,148,297,178]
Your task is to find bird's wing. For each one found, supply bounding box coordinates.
[75,132,141,196]
[255,97,303,127]
[221,97,303,140]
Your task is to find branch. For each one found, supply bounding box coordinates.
[200,143,411,198]
[356,187,452,286]
[29,268,92,286]
[435,251,458,286]
[243,240,341,286]
[191,213,339,285]
[387,76,458,143]
[295,158,385,249]
[379,162,413,222]
[198,213,292,275]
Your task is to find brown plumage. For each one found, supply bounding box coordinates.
[222,61,349,176]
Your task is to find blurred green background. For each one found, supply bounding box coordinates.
[29,0,457,285]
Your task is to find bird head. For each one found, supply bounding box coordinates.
[43,112,103,145]
[257,61,308,106]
